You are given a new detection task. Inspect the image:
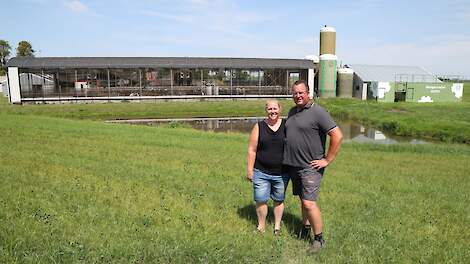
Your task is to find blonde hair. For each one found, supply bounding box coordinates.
[265,99,280,110]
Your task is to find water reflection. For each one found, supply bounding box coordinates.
[110,117,427,144]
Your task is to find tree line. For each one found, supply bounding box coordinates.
[0,40,35,75]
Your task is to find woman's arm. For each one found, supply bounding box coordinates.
[246,123,259,181]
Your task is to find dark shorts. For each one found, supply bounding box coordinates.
[287,166,324,201]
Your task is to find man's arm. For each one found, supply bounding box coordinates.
[310,126,343,170]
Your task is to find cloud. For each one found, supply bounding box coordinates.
[456,8,470,24]
[339,36,470,76]
[188,0,210,5]
[64,0,89,13]
[235,12,277,24]
[142,0,277,38]
[295,36,318,45]
[141,11,194,23]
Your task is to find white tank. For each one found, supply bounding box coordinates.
[304,55,319,63]
[337,68,354,98]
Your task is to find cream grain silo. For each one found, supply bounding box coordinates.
[320,26,336,55]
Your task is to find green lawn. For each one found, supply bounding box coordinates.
[0,110,469,263]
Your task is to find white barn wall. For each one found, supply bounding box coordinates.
[8,67,21,103]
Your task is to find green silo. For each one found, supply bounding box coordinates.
[337,68,354,98]
[319,54,337,98]
[320,26,336,55]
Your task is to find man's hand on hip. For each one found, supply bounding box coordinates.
[310,159,329,170]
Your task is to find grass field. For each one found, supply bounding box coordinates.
[321,99,470,144]
[0,86,469,262]
[463,81,470,102]
[1,106,469,262]
[1,93,469,144]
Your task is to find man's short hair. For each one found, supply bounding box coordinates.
[292,80,309,91]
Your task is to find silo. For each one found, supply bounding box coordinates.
[337,68,354,98]
[320,26,336,55]
[319,54,337,98]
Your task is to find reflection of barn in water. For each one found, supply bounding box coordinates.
[6,57,316,103]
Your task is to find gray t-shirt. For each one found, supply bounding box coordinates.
[283,102,337,168]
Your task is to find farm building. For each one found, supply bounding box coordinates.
[5,57,316,103]
[346,64,463,102]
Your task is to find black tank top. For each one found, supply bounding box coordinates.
[254,119,286,175]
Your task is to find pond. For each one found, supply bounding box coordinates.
[108,117,428,144]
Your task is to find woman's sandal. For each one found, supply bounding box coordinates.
[254,227,265,234]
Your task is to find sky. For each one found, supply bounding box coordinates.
[2,0,470,76]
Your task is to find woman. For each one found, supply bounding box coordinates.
[247,100,288,235]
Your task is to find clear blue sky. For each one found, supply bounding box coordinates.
[2,0,470,76]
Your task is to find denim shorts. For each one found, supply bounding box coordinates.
[252,168,289,203]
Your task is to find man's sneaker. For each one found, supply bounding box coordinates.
[298,226,313,241]
[308,239,325,254]
[273,229,281,237]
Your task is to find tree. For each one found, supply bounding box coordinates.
[16,41,35,57]
[0,39,11,75]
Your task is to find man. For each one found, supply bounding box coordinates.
[283,80,343,253]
